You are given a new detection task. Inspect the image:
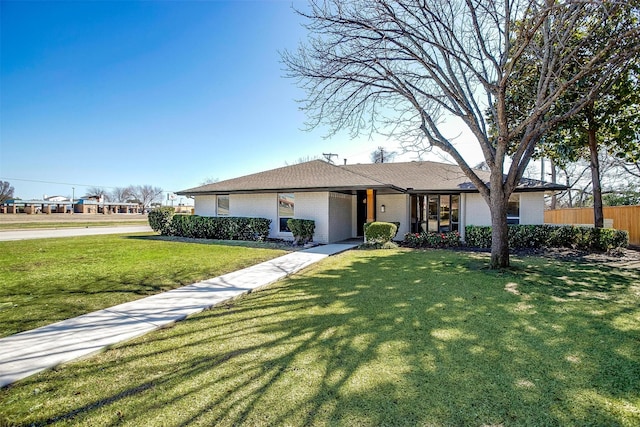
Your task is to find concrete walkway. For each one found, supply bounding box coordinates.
[0,243,357,388]
[0,225,152,241]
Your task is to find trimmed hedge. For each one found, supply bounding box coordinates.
[403,231,462,248]
[464,224,628,252]
[148,207,175,235]
[287,219,315,245]
[148,209,271,241]
[364,222,398,243]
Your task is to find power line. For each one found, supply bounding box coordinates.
[0,177,119,189]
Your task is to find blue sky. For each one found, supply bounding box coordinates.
[1,0,479,201]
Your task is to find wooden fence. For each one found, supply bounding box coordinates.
[544,205,640,246]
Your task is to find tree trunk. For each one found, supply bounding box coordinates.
[587,118,604,228]
[489,189,510,269]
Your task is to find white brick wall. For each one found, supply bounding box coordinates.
[194,196,217,216]
[295,192,330,243]
[232,194,278,237]
[519,192,544,224]
[464,192,545,226]
[328,192,353,242]
[464,193,491,226]
[376,194,410,239]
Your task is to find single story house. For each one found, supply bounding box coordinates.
[177,160,564,243]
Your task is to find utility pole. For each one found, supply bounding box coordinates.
[322,153,338,164]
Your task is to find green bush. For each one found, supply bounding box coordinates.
[148,207,175,235]
[403,231,462,248]
[464,225,492,248]
[463,224,628,252]
[364,222,398,244]
[287,219,315,245]
[165,215,271,241]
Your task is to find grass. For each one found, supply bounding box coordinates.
[0,215,149,230]
[0,234,287,337]
[1,248,638,426]
[0,221,148,230]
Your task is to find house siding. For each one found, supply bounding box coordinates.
[519,192,544,224]
[464,192,545,227]
[465,193,492,226]
[328,192,353,243]
[376,194,410,239]
[194,196,217,216]
[295,192,330,243]
[232,194,278,237]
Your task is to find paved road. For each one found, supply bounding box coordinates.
[0,225,153,241]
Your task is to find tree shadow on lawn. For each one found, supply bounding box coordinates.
[0,265,203,338]
[125,234,294,251]
[1,250,638,426]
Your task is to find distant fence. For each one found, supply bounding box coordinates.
[544,205,640,246]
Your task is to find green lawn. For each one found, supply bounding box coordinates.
[0,221,148,230]
[1,249,638,426]
[0,234,287,337]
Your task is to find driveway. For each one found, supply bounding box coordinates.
[0,225,153,241]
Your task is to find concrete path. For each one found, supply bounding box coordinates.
[0,225,152,241]
[0,243,357,388]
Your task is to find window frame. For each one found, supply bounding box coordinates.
[277,193,295,232]
[411,194,460,233]
[507,193,520,225]
[216,195,229,216]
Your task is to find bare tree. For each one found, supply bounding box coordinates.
[199,177,219,186]
[110,187,133,203]
[285,155,322,165]
[85,186,110,202]
[283,0,639,268]
[129,185,163,211]
[370,146,397,163]
[0,181,15,204]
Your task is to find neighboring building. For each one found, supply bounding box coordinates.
[1,198,141,214]
[177,160,565,244]
[43,195,70,202]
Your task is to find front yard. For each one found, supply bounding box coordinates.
[0,234,287,337]
[1,248,638,426]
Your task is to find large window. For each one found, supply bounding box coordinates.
[411,194,459,233]
[217,195,229,216]
[507,194,520,224]
[278,193,294,232]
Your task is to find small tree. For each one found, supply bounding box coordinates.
[0,181,14,204]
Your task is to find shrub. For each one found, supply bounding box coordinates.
[463,224,628,252]
[364,222,398,244]
[403,231,461,248]
[361,240,399,250]
[164,215,271,241]
[464,225,492,248]
[148,207,175,235]
[287,219,315,245]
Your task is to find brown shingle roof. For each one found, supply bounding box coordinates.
[178,159,564,195]
[178,160,390,195]
[343,161,489,192]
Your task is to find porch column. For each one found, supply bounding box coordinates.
[366,189,376,223]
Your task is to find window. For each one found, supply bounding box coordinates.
[217,195,229,216]
[507,194,520,225]
[278,193,294,232]
[411,194,460,233]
